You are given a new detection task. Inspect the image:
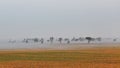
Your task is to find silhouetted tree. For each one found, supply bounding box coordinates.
[58,38,63,43]
[79,37,85,41]
[113,38,117,42]
[96,37,102,42]
[25,40,28,43]
[64,38,70,44]
[71,37,76,41]
[49,37,54,44]
[40,38,44,44]
[71,37,81,43]
[47,40,50,43]
[33,38,39,43]
[75,39,79,42]
[23,39,29,43]
[85,37,93,44]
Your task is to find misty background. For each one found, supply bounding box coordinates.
[0,0,120,40]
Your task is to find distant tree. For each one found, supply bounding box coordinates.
[25,40,28,43]
[9,40,16,43]
[50,37,54,44]
[40,38,44,44]
[64,38,70,44]
[113,38,117,42]
[71,37,76,41]
[47,40,50,43]
[96,37,102,42]
[79,37,85,41]
[23,39,29,43]
[85,37,93,44]
[75,39,79,42]
[58,38,63,43]
[33,38,39,43]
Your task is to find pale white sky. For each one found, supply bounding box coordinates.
[0,0,120,39]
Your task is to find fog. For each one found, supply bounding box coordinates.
[0,0,120,40]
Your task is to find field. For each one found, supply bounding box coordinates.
[0,44,120,68]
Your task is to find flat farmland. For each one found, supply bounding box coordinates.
[0,45,120,68]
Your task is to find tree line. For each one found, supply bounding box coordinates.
[22,37,102,44]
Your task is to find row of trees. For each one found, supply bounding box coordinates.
[22,37,102,44]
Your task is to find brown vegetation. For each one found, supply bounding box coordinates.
[0,46,120,68]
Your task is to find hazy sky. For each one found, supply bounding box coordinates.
[0,0,120,39]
